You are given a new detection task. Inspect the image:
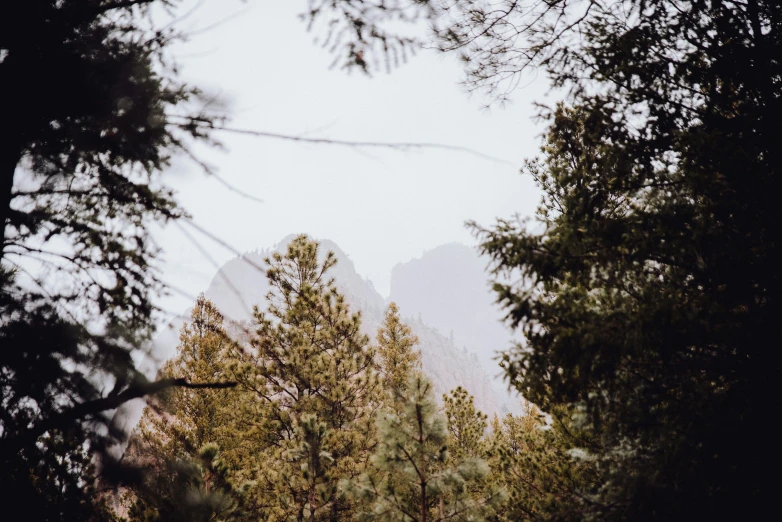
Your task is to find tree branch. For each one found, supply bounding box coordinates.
[0,377,236,455]
[94,0,156,15]
[165,117,511,164]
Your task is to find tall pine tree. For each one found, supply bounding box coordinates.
[443,387,487,462]
[228,235,378,522]
[376,302,421,412]
[123,294,246,521]
[437,0,782,517]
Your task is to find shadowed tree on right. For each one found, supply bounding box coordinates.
[454,0,782,519]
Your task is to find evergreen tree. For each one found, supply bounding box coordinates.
[376,302,422,411]
[344,374,503,522]
[486,406,600,522]
[443,387,487,462]
[3,428,120,522]
[0,2,434,515]
[433,0,782,517]
[0,2,236,515]
[150,295,237,456]
[126,443,246,522]
[228,235,378,521]
[441,386,497,521]
[122,295,245,521]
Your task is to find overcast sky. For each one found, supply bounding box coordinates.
[154,0,549,317]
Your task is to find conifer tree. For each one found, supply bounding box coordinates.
[135,295,237,460]
[344,374,503,522]
[486,406,600,521]
[0,2,434,514]
[124,294,245,521]
[443,387,487,461]
[126,443,246,522]
[228,235,378,521]
[376,302,421,412]
[441,386,496,519]
[451,0,782,517]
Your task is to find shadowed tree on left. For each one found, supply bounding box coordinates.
[0,0,439,518]
[0,1,232,518]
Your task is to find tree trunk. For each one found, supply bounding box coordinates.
[421,477,427,522]
[308,484,316,522]
[0,140,20,253]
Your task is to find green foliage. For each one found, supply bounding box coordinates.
[377,302,422,411]
[128,247,616,522]
[126,442,247,522]
[9,1,775,520]
[463,0,782,518]
[344,374,504,522]
[2,427,121,522]
[0,1,221,516]
[124,295,247,521]
[0,1,435,517]
[443,387,487,461]
[227,235,379,521]
[284,414,337,521]
[487,405,601,522]
[152,295,237,454]
[301,0,435,73]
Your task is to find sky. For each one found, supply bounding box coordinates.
[154,0,550,316]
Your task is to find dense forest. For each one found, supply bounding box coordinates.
[1,1,779,521]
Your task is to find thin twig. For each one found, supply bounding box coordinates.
[167,118,513,164]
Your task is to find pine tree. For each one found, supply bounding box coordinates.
[124,295,246,521]
[486,406,601,521]
[443,387,488,462]
[126,443,246,522]
[227,235,378,521]
[0,2,435,514]
[133,295,237,462]
[445,0,782,517]
[376,302,421,412]
[344,374,503,522]
[0,1,217,513]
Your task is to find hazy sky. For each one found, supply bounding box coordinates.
[155,0,549,316]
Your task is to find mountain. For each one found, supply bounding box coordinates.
[204,235,503,417]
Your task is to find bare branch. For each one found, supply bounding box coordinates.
[166,117,512,164]
[0,377,236,455]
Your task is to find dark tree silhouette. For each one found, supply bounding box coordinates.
[447,0,782,519]
[0,1,429,518]
[1,4,227,516]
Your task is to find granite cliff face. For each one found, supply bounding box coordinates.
[389,243,509,377]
